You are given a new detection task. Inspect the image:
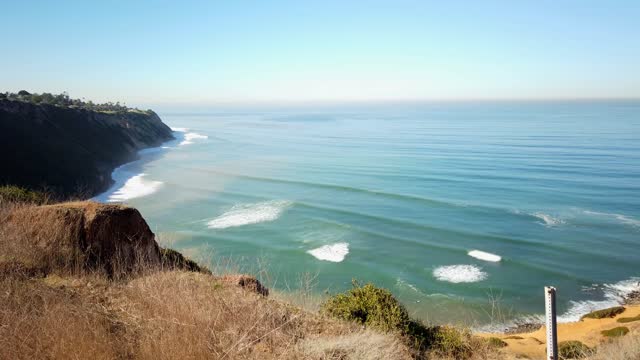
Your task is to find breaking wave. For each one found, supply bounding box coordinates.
[468,250,502,262]
[433,265,488,283]
[180,132,208,145]
[107,173,163,202]
[207,200,292,229]
[558,277,640,322]
[171,127,208,146]
[307,243,349,262]
[531,212,565,227]
[478,277,640,332]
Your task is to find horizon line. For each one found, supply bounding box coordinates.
[141,96,640,109]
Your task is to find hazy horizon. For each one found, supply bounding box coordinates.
[2,1,639,107]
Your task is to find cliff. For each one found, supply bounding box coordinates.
[0,201,161,277]
[0,99,174,198]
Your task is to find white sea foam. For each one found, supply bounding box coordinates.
[478,277,640,331]
[107,173,163,202]
[433,265,488,283]
[180,132,208,146]
[307,243,349,262]
[584,210,640,228]
[532,212,565,226]
[207,200,292,229]
[557,277,640,322]
[468,250,502,262]
[170,127,208,146]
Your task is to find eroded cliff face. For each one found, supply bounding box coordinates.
[0,201,161,277]
[0,99,174,198]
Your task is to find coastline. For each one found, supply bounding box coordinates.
[481,304,640,359]
[0,99,175,198]
[92,128,186,203]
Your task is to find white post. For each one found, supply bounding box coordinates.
[545,286,558,360]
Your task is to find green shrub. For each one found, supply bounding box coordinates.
[601,326,629,338]
[430,326,473,358]
[487,337,508,348]
[558,340,590,359]
[617,314,640,323]
[321,282,477,358]
[580,306,625,320]
[0,185,47,204]
[321,281,411,332]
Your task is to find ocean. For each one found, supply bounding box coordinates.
[94,101,640,329]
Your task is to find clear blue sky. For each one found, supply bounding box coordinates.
[1,0,638,106]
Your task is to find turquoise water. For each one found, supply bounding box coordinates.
[96,101,640,328]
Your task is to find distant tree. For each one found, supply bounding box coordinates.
[40,93,54,104]
[31,94,43,103]
[3,90,145,114]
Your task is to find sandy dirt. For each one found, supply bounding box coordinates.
[480,305,640,359]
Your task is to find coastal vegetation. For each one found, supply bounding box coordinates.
[581,306,626,320]
[617,314,640,323]
[557,340,591,359]
[319,280,486,358]
[1,90,151,114]
[601,326,630,338]
[0,185,48,204]
[487,337,508,348]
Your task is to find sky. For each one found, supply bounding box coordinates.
[1,0,639,107]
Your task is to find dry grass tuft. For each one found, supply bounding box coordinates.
[587,332,640,360]
[0,274,119,359]
[299,330,410,359]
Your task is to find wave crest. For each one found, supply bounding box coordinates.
[468,250,502,262]
[307,243,349,262]
[107,173,163,202]
[207,200,292,229]
[532,212,565,226]
[180,132,208,146]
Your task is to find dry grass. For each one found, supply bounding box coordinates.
[0,269,416,360]
[0,274,119,359]
[299,331,410,359]
[587,332,640,360]
[0,201,83,274]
